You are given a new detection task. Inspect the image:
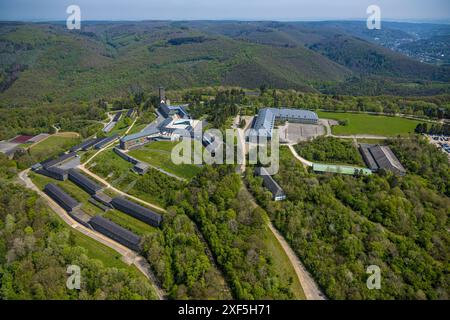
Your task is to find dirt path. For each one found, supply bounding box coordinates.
[18,169,166,300]
[267,223,326,300]
[242,184,325,300]
[321,119,388,140]
[288,144,313,167]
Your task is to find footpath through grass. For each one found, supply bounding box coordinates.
[318,111,421,136]
[128,141,203,180]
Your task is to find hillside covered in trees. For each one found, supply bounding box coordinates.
[246,138,449,299]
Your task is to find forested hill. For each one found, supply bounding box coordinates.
[1,20,449,107]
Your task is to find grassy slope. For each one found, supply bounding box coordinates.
[318,111,421,136]
[29,135,81,162]
[128,141,203,180]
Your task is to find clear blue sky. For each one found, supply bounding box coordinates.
[1,0,449,22]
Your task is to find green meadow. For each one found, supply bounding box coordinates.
[318,111,421,136]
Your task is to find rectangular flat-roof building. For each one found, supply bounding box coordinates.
[44,183,81,212]
[256,167,286,201]
[89,216,141,252]
[111,197,162,227]
[249,108,319,140]
[68,169,103,195]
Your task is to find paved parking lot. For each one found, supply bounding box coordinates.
[280,123,325,144]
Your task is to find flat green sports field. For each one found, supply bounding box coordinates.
[317,111,421,136]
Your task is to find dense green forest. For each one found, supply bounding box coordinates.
[246,140,449,299]
[1,21,449,107]
[142,208,232,299]
[414,122,450,136]
[0,154,158,300]
[179,166,296,299]
[388,137,450,197]
[294,137,365,166]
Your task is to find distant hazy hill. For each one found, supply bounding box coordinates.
[0,20,449,107]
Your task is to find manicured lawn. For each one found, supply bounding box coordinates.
[318,111,421,136]
[29,134,81,162]
[129,141,203,180]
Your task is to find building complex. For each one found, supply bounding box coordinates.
[249,108,319,140]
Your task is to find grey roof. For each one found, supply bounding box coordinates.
[44,183,80,212]
[251,108,275,137]
[256,167,286,199]
[37,167,68,181]
[111,197,162,227]
[360,144,406,175]
[112,112,122,122]
[68,169,102,195]
[126,108,135,117]
[270,108,318,121]
[250,108,318,138]
[359,144,379,171]
[134,162,149,170]
[158,118,173,131]
[103,122,116,133]
[370,145,406,175]
[42,152,78,169]
[89,216,141,251]
[94,134,119,149]
[70,138,98,152]
[120,127,160,143]
[159,103,189,118]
